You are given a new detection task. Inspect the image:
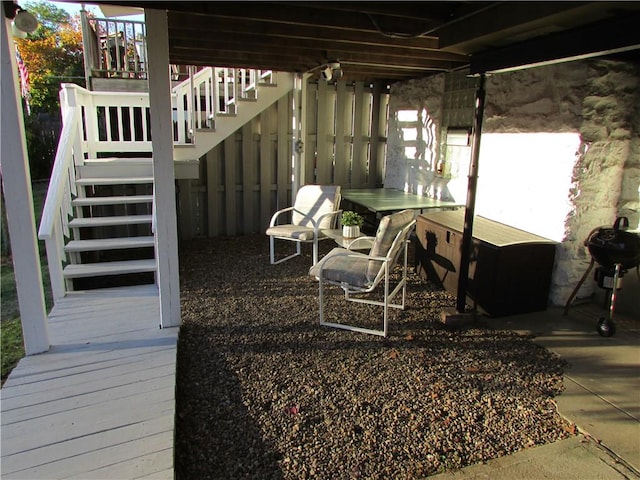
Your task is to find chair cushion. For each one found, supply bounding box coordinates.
[309,248,378,288]
[266,224,316,241]
[292,185,341,229]
[367,209,416,279]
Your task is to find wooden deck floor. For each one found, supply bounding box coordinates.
[0,285,178,479]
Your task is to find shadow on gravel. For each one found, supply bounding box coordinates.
[175,322,284,479]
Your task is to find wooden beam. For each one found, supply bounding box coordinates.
[168,14,441,50]
[145,8,181,328]
[1,16,49,355]
[469,13,640,74]
[167,3,445,37]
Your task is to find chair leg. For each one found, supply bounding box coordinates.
[383,262,389,337]
[269,236,276,264]
[319,277,325,325]
[313,237,318,265]
[270,237,306,265]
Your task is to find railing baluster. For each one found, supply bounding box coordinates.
[117,105,124,142]
[213,68,221,117]
[205,73,213,128]
[45,226,65,301]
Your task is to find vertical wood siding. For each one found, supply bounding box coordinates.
[183,80,389,239]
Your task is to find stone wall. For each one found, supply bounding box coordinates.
[552,60,639,307]
[388,59,640,310]
[384,74,445,194]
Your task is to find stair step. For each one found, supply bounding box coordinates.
[65,236,155,252]
[69,215,153,228]
[72,195,154,207]
[84,157,152,165]
[76,177,153,186]
[63,259,156,279]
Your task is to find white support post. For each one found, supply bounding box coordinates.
[145,9,181,328]
[1,17,50,354]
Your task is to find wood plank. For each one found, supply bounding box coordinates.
[146,9,181,329]
[1,351,174,404]
[276,95,290,210]
[375,88,389,186]
[0,21,50,355]
[242,121,255,234]
[369,81,382,188]
[63,259,156,278]
[72,195,154,206]
[69,215,152,228]
[206,147,221,237]
[303,82,317,186]
[75,177,154,186]
[1,415,173,477]
[65,444,174,479]
[0,285,176,479]
[65,236,155,252]
[315,80,335,184]
[259,106,274,230]
[334,81,351,187]
[351,81,367,188]
[224,136,237,235]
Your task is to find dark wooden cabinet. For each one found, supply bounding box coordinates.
[416,210,557,317]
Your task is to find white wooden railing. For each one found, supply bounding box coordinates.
[84,15,148,80]
[38,87,83,300]
[171,67,275,144]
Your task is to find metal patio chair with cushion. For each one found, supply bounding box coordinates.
[309,209,417,337]
[267,185,342,265]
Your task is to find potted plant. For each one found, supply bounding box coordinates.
[341,211,364,239]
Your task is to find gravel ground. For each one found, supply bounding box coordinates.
[175,235,572,479]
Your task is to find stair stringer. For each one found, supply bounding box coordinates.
[173,73,295,162]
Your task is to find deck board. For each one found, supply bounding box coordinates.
[0,285,178,479]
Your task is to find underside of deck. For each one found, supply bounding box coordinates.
[0,285,178,479]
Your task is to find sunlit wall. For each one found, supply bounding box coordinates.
[445,132,581,242]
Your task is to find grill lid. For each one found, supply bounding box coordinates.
[587,217,640,270]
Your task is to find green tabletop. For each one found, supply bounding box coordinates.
[342,188,463,214]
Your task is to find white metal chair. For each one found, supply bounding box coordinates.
[266,185,342,265]
[309,209,417,337]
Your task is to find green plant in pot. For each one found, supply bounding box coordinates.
[341,211,364,239]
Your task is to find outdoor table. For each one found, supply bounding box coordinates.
[341,188,463,217]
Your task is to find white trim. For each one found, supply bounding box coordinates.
[145,9,180,328]
[1,18,49,354]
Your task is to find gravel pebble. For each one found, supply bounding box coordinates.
[175,235,572,479]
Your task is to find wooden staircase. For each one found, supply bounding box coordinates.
[40,69,294,299]
[62,158,156,291]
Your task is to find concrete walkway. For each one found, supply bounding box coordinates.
[434,302,640,480]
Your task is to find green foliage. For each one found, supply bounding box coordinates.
[15,1,85,179]
[1,318,25,386]
[19,1,85,114]
[23,114,57,180]
[24,1,72,35]
[341,211,364,227]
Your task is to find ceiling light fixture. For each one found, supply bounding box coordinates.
[3,2,39,38]
[309,60,343,82]
[322,61,343,82]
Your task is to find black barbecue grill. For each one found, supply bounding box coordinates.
[564,217,640,336]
